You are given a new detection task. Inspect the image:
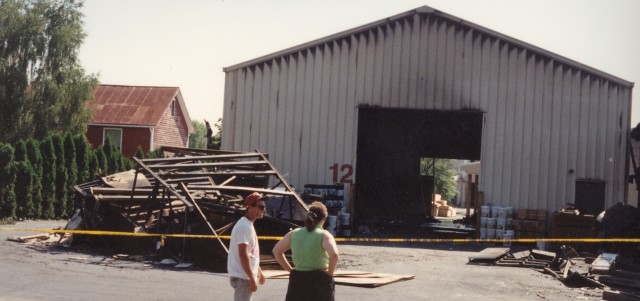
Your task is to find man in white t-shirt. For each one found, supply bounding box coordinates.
[228,192,268,301]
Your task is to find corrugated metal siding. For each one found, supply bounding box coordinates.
[222,11,632,211]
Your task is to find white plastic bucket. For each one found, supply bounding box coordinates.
[339,212,350,226]
[486,228,496,239]
[480,228,487,239]
[504,207,513,218]
[496,218,507,230]
[495,229,505,239]
[480,217,488,228]
[481,205,490,217]
[326,215,337,228]
[497,207,508,219]
[491,206,501,218]
[342,229,351,237]
[486,218,496,229]
[503,231,514,246]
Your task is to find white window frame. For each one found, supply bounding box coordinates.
[103,128,123,151]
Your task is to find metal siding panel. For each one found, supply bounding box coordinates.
[518,52,535,207]
[577,74,591,179]
[434,19,447,110]
[407,14,421,109]
[483,38,501,204]
[503,45,519,206]
[595,79,606,179]
[317,44,332,183]
[567,69,582,204]
[548,62,563,209]
[389,21,402,107]
[557,65,573,204]
[443,22,456,110]
[240,68,253,151]
[602,82,615,204]
[424,17,438,108]
[309,47,324,184]
[470,32,482,110]
[417,17,429,109]
[364,31,375,106]
[496,42,510,204]
[273,59,286,173]
[511,48,527,207]
[345,36,359,183]
[381,25,393,106]
[292,53,307,189]
[326,41,340,184]
[372,28,384,106]
[282,56,296,181]
[399,19,412,108]
[616,88,631,203]
[356,34,368,106]
[529,56,546,209]
[451,25,464,110]
[259,63,272,150]
[586,77,599,178]
[542,58,555,209]
[222,71,236,149]
[250,66,263,151]
[336,39,349,171]
[300,49,314,187]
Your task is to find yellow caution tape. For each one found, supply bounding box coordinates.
[1,228,640,243]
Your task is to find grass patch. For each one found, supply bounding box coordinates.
[0,220,17,225]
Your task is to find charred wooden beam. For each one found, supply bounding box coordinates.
[132,157,194,211]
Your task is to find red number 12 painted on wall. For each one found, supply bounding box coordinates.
[330,163,353,184]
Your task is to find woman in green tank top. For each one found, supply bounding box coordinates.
[273,201,340,301]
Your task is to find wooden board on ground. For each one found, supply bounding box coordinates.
[262,270,415,288]
[468,247,510,263]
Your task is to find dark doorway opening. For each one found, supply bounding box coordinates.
[354,107,483,231]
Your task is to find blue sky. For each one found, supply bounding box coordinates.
[79,0,640,125]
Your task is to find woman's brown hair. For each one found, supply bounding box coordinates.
[305,201,328,231]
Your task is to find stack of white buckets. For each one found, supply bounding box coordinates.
[480,205,515,245]
[325,210,350,237]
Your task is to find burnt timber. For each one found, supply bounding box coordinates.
[73,146,307,270]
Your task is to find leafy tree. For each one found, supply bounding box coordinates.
[95,145,107,176]
[102,137,120,174]
[13,140,27,161]
[39,136,56,219]
[74,134,90,183]
[420,158,459,202]
[12,141,36,219]
[206,118,223,150]
[87,149,98,181]
[134,145,144,159]
[14,161,35,219]
[64,133,77,216]
[189,120,207,149]
[0,143,16,219]
[0,0,98,143]
[52,134,67,217]
[26,138,43,217]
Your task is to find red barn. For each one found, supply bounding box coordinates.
[86,84,193,158]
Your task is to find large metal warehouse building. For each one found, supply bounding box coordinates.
[222,6,634,227]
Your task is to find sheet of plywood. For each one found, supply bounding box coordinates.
[262,270,415,288]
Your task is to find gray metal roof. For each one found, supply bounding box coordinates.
[224,5,633,88]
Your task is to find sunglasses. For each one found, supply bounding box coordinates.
[251,204,266,210]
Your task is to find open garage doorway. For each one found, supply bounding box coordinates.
[354,107,483,232]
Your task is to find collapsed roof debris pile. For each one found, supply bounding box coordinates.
[469,245,640,300]
[72,146,307,270]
